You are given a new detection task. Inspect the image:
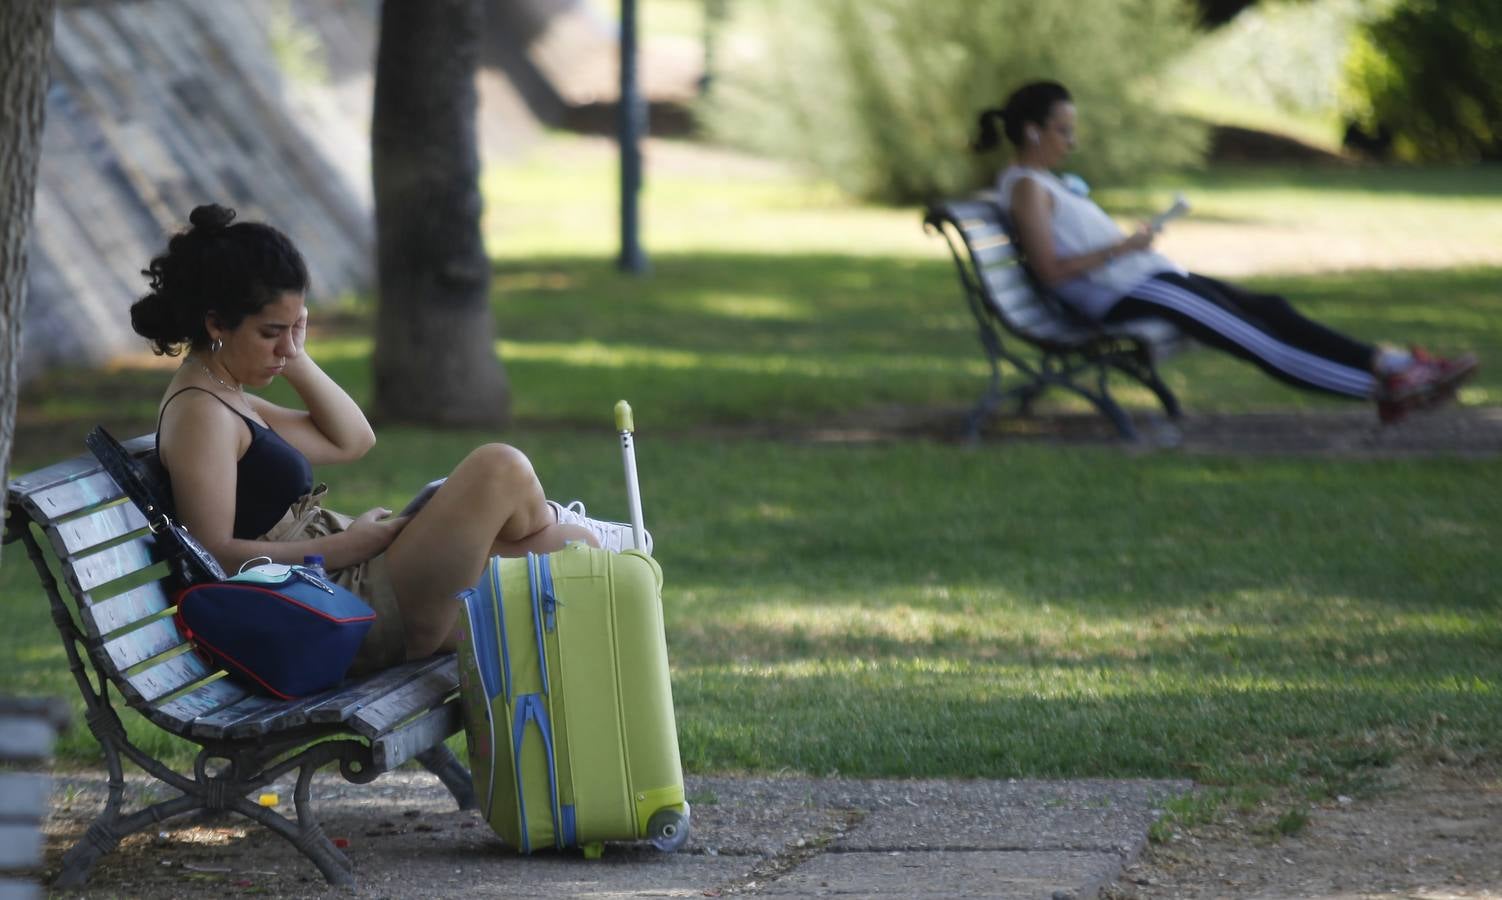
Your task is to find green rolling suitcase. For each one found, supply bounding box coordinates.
[455,544,689,855]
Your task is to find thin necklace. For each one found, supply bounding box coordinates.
[197,358,242,393]
[194,357,256,418]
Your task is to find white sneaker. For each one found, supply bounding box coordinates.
[548,500,652,554]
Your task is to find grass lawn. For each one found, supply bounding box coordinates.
[5,138,1499,834]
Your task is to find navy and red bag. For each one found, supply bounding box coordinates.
[175,562,376,699]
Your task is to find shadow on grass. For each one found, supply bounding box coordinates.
[487,253,1502,422]
[15,252,1500,465]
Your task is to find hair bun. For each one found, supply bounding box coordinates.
[189,204,236,232]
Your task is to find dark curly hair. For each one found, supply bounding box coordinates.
[973,81,1072,154]
[130,204,310,356]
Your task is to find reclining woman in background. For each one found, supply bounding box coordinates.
[974,80,1477,423]
[130,204,645,674]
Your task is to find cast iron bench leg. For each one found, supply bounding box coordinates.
[417,744,477,810]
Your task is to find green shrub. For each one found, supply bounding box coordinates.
[702,0,1207,204]
[1342,0,1502,162]
[1173,0,1370,118]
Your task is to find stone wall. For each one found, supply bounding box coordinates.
[25,0,387,378]
[24,0,697,380]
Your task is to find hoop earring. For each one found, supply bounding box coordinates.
[210,338,223,354]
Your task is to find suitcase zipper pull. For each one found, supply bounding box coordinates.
[538,557,561,633]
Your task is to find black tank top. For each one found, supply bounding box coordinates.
[156,387,314,539]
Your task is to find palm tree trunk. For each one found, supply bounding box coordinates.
[0,0,57,552]
[372,0,510,427]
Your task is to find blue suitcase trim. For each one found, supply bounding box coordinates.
[511,693,563,853]
[506,553,569,851]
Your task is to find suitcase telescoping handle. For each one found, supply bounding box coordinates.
[615,400,648,555]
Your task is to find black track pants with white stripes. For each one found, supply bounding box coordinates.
[1104,272,1378,399]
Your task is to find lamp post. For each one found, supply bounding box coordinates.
[617,0,648,274]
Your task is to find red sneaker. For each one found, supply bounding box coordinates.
[1377,347,1478,423]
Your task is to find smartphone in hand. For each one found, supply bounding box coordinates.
[399,478,447,518]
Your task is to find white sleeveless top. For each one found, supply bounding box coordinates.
[995,166,1180,320]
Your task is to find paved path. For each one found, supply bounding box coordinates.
[44,771,1188,898]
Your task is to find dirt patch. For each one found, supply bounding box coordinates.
[1106,767,1502,900]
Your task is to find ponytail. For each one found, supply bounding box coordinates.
[972,108,1007,154]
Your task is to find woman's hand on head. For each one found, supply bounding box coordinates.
[289,306,308,359]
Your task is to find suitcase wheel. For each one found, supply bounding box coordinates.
[647,804,691,852]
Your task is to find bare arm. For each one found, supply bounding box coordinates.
[160,392,401,572]
[1009,177,1154,289]
[249,307,375,465]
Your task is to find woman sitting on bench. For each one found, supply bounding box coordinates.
[975,80,1477,423]
[130,203,645,674]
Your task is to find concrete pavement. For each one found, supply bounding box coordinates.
[44,771,1190,898]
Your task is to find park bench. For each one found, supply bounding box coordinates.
[0,696,69,900]
[2,433,475,888]
[924,195,1189,441]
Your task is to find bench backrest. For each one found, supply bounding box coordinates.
[4,436,250,735]
[925,197,1094,348]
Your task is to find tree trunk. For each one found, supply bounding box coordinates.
[0,0,57,558]
[372,0,510,427]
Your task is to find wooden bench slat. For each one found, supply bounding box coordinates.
[123,651,215,706]
[372,699,461,771]
[1004,302,1063,332]
[50,501,148,558]
[149,678,249,733]
[349,657,460,739]
[0,825,43,871]
[304,656,456,725]
[190,694,300,740]
[943,199,1000,220]
[999,303,1060,333]
[21,472,124,526]
[0,718,63,763]
[960,222,1007,244]
[0,774,51,822]
[4,454,104,499]
[0,877,42,900]
[79,582,173,639]
[67,536,161,595]
[5,433,148,514]
[970,240,1016,267]
[985,284,1049,320]
[100,618,186,674]
[981,265,1031,295]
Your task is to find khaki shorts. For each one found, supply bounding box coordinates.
[259,485,408,676]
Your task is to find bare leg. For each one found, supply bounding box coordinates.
[382,443,596,658]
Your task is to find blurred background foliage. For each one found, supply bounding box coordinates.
[1171,0,1379,149]
[699,0,1207,203]
[696,0,1502,201]
[1342,0,1502,163]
